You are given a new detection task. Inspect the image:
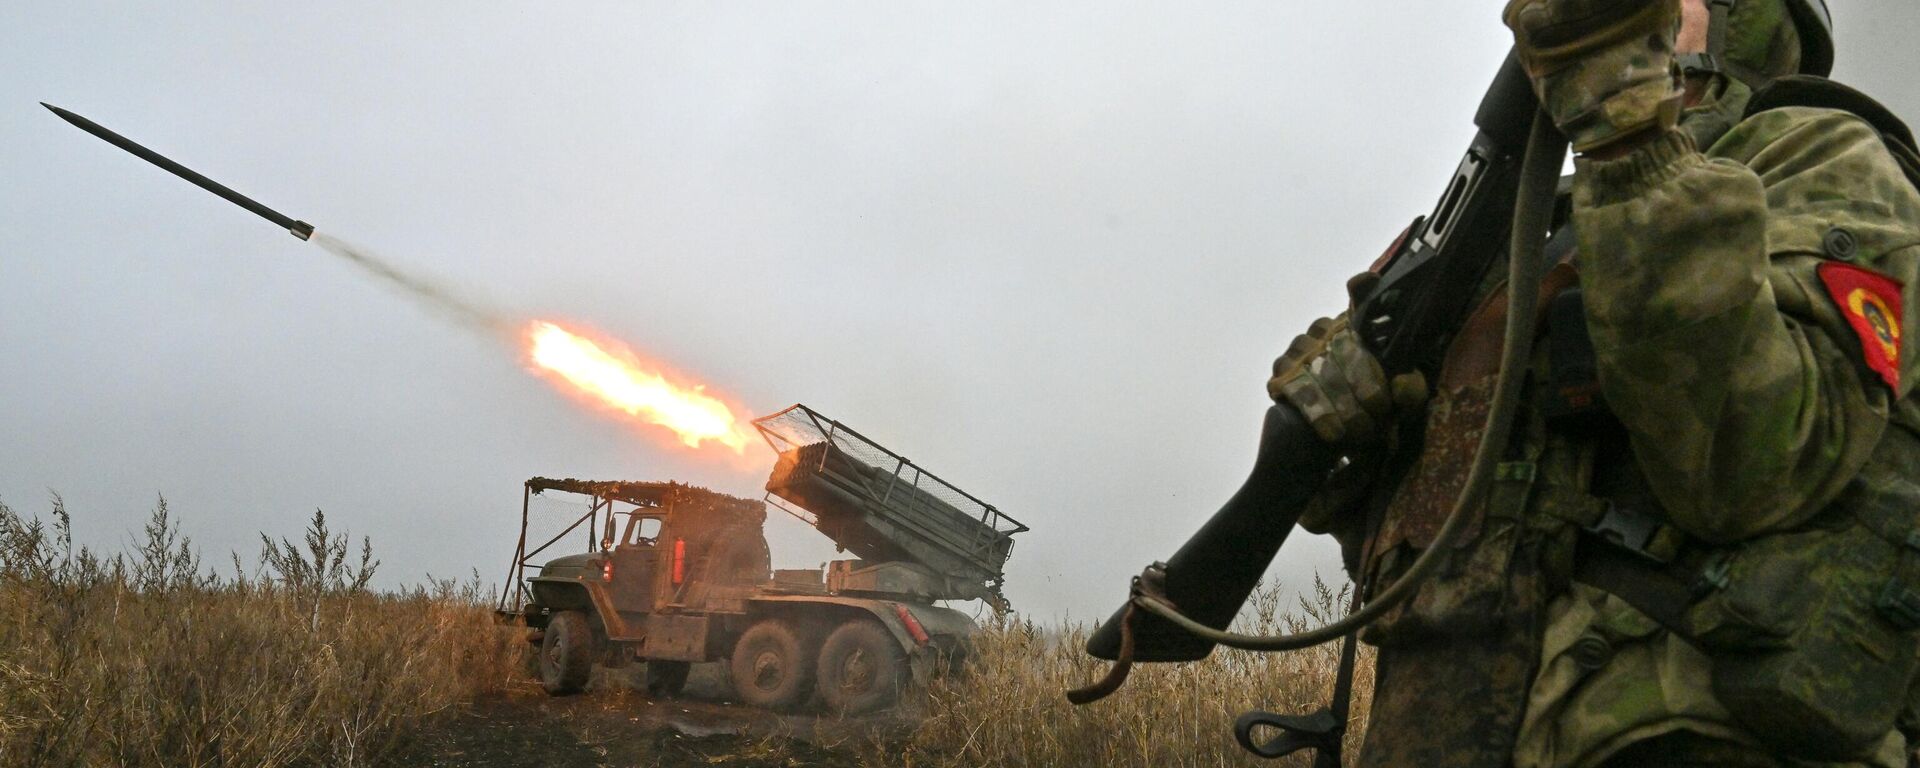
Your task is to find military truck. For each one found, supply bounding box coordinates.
[496,403,1027,714]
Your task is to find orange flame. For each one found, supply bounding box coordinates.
[527,320,751,452]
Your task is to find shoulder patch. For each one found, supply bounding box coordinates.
[1817,261,1904,390]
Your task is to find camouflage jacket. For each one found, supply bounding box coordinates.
[1323,76,1920,768]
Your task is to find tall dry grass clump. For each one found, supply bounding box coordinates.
[0,495,523,768]
[900,577,1374,767]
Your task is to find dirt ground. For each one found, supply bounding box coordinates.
[392,663,908,767]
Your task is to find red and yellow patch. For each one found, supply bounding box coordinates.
[1818,261,1905,390]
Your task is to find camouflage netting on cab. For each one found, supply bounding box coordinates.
[524,477,769,586]
[526,477,763,525]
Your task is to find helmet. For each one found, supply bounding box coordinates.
[1702,0,1834,84]
[1784,0,1833,77]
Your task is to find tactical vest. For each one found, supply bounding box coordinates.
[1354,76,1920,766]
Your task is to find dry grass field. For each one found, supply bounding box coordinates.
[894,580,1373,768]
[0,497,524,768]
[0,496,1368,768]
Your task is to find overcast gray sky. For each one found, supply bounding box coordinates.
[5,2,1917,622]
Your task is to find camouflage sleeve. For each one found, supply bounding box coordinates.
[1572,108,1920,543]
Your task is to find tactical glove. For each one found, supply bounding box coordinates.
[1269,314,1396,446]
[1504,0,1685,153]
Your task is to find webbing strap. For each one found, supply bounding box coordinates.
[1570,534,1700,643]
[1706,0,1734,64]
[1678,0,1735,77]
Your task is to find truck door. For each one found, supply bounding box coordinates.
[608,515,662,615]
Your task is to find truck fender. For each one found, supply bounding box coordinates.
[889,603,980,680]
[528,576,596,614]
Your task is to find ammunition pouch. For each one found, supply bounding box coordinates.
[1359,406,1543,648]
[1556,423,1920,761]
[1683,424,1920,760]
[1686,523,1917,758]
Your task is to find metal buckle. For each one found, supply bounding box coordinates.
[1876,582,1920,631]
[1677,52,1721,78]
[1235,709,1342,765]
[1584,501,1671,563]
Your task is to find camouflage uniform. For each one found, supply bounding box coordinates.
[1295,57,1920,768]
[1514,70,1920,767]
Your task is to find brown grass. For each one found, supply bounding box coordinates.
[0,495,524,768]
[0,493,1369,768]
[890,579,1375,768]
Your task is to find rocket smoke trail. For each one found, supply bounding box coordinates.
[44,102,759,451]
[311,232,756,451]
[310,233,517,337]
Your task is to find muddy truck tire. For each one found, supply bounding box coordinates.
[730,619,815,710]
[539,610,595,696]
[644,660,690,698]
[817,618,908,715]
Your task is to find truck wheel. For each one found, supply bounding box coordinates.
[539,610,594,695]
[817,619,908,715]
[645,660,691,698]
[729,619,814,710]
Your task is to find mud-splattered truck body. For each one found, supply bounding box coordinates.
[497,404,1026,714]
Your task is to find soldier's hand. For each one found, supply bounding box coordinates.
[1504,0,1684,153]
[1269,315,1396,446]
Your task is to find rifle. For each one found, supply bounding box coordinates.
[1083,50,1546,665]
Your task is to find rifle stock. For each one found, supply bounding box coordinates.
[1085,51,1540,663]
[1087,402,1336,661]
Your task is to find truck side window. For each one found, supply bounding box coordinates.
[625,516,663,547]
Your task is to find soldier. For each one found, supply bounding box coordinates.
[1270,1,1920,766]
